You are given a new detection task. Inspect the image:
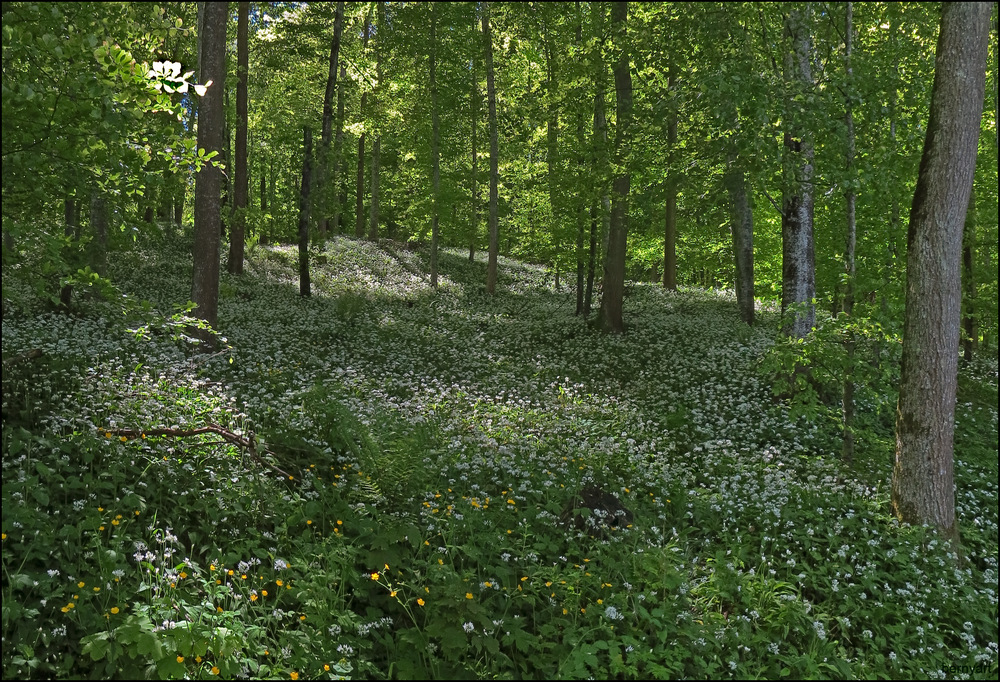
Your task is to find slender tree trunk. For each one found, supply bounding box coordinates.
[317,1,345,242]
[90,189,108,278]
[368,2,385,242]
[356,11,371,239]
[962,185,977,364]
[893,1,989,549]
[59,196,77,308]
[590,4,611,307]
[841,2,857,463]
[663,65,678,291]
[228,1,249,275]
[220,94,231,237]
[780,6,816,339]
[544,14,560,290]
[191,1,227,329]
[585,204,597,316]
[599,1,631,334]
[331,64,347,235]
[470,32,480,263]
[574,3,586,315]
[725,162,754,325]
[298,127,313,297]
[484,1,500,295]
[430,4,441,289]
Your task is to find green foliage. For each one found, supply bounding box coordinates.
[4,240,997,679]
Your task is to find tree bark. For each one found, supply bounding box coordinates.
[356,10,371,239]
[598,1,631,334]
[429,4,441,289]
[331,64,347,235]
[893,1,989,549]
[840,2,857,463]
[228,1,249,275]
[544,9,560,288]
[90,189,108,278]
[962,185,977,364]
[662,65,677,291]
[725,162,754,325]
[368,2,385,242]
[780,6,816,339]
[574,2,586,315]
[191,0,227,329]
[317,1,345,242]
[298,126,313,297]
[484,1,500,295]
[470,26,480,264]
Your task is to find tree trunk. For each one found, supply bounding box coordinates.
[90,189,108,278]
[780,6,816,339]
[841,2,857,463]
[662,65,678,291]
[590,4,610,312]
[331,64,347,235]
[962,185,977,364]
[484,1,500,295]
[298,126,313,297]
[893,1,989,549]
[470,25,480,264]
[725,162,754,325]
[191,0,227,329]
[544,12,560,291]
[317,1,345,242]
[598,1,631,334]
[584,204,597,316]
[228,1,249,275]
[574,2,586,315]
[59,196,77,308]
[356,10,371,239]
[429,5,441,288]
[368,2,385,242]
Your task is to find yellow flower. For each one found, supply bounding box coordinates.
[61,606,69,613]
[324,664,331,671]
[99,526,105,531]
[290,673,299,681]
[111,519,120,526]
[306,519,312,525]
[299,615,306,621]
[111,607,120,614]
[97,507,104,511]
[179,572,187,579]
[176,655,184,663]
[389,590,397,597]
[217,606,224,612]
[466,592,473,599]
[417,598,425,606]
[195,656,202,663]
[93,587,100,592]
[276,579,283,587]
[211,667,220,675]
[371,572,380,581]
[77,581,85,588]
[250,593,258,602]
[120,436,128,442]
[262,590,268,597]
[104,433,112,438]
[228,570,234,576]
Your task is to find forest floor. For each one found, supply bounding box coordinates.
[2,235,997,680]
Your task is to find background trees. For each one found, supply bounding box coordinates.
[2,0,997,530]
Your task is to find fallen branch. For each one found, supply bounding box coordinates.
[3,348,43,368]
[101,422,294,480]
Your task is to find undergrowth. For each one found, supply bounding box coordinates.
[2,236,997,679]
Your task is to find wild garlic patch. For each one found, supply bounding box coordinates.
[2,237,997,680]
